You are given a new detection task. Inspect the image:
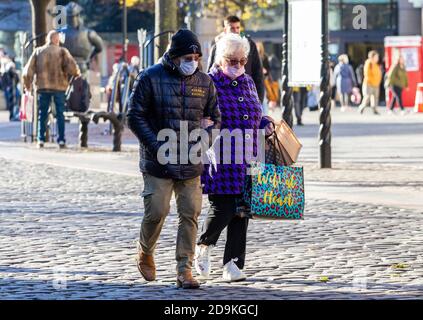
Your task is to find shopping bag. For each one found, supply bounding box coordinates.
[351,87,362,105]
[260,116,292,166]
[274,120,303,163]
[248,162,304,219]
[20,91,33,121]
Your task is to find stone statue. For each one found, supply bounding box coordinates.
[59,1,103,74]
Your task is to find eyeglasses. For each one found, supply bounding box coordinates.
[182,55,201,62]
[224,56,248,66]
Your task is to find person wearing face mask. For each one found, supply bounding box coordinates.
[207,15,265,104]
[127,29,221,289]
[194,33,262,282]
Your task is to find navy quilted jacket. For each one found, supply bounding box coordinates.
[127,53,221,180]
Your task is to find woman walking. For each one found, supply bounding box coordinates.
[194,33,262,282]
[334,54,357,112]
[386,56,408,115]
[358,50,382,115]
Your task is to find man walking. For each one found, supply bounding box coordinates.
[206,15,265,104]
[23,30,80,148]
[127,29,221,289]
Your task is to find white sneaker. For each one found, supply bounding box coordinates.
[222,258,247,282]
[194,245,213,278]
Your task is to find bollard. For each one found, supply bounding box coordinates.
[92,111,124,152]
[73,112,92,148]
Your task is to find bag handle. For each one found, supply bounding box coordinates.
[65,76,75,97]
[270,129,289,166]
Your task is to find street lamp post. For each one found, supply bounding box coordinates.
[319,0,332,168]
[122,0,128,62]
[281,0,294,128]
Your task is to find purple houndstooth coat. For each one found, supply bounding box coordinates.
[201,66,262,195]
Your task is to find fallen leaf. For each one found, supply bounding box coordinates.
[391,263,409,270]
[318,276,329,282]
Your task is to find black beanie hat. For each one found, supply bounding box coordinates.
[168,29,202,59]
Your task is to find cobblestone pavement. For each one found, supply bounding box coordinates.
[1,158,423,300]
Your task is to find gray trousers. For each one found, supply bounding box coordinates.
[359,84,380,111]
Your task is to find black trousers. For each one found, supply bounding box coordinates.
[293,87,307,123]
[389,86,404,110]
[197,194,249,269]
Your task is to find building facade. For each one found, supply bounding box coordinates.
[240,0,421,69]
[329,0,421,66]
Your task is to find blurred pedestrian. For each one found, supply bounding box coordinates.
[386,55,409,115]
[355,62,364,95]
[23,30,80,149]
[257,42,279,114]
[128,56,141,91]
[195,33,261,283]
[334,54,357,112]
[106,63,119,106]
[293,86,307,126]
[329,60,336,109]
[358,50,382,115]
[207,15,265,104]
[1,61,20,121]
[129,56,140,75]
[268,54,281,81]
[128,29,221,289]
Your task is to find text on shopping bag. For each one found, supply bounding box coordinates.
[251,163,304,219]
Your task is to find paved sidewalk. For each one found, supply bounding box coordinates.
[0,107,423,299]
[1,159,422,300]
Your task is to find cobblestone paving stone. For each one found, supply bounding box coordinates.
[1,158,423,300]
[302,162,423,187]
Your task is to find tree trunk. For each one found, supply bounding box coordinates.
[154,0,177,62]
[29,0,51,48]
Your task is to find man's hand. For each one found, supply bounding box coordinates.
[201,117,214,129]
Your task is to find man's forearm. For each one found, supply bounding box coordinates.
[128,110,161,154]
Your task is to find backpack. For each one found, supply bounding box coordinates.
[65,76,91,113]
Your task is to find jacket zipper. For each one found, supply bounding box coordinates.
[180,78,186,178]
[181,78,186,120]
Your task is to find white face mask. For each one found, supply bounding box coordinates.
[178,59,198,76]
[58,32,66,44]
[222,65,245,79]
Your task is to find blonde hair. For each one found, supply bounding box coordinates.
[368,50,378,59]
[256,42,265,60]
[215,33,250,66]
[338,54,349,64]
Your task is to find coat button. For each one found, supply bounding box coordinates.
[238,97,244,102]
[243,114,249,120]
[245,134,251,140]
[231,80,238,87]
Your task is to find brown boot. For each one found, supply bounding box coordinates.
[136,252,156,281]
[176,270,200,289]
